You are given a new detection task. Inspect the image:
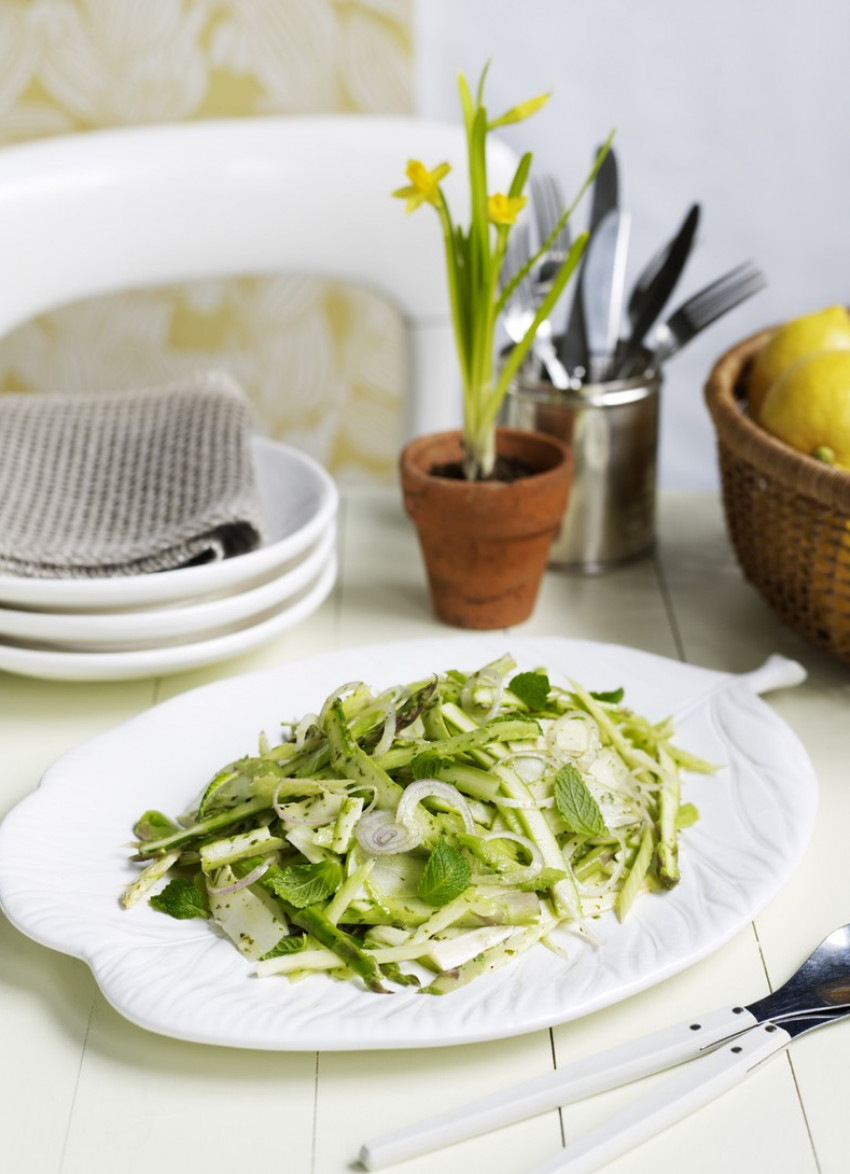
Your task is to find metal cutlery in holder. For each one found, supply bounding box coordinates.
[502,347,660,572]
[499,158,765,573]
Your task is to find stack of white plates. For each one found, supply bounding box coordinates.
[0,438,338,682]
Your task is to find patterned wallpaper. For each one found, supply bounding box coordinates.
[0,0,414,484]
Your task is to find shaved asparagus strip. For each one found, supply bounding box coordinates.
[656,747,682,886]
[616,827,655,921]
[121,849,181,908]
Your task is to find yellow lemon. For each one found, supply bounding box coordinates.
[760,350,850,469]
[748,305,850,420]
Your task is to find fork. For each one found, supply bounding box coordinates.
[500,222,572,389]
[361,918,850,1174]
[639,261,767,373]
[531,173,572,288]
[613,203,701,378]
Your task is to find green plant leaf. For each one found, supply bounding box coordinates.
[457,69,475,135]
[508,152,532,200]
[554,765,607,837]
[490,230,588,418]
[676,802,700,830]
[417,841,472,907]
[590,687,625,704]
[133,809,180,842]
[509,671,551,711]
[150,876,209,920]
[411,750,451,780]
[263,861,342,909]
[474,60,491,107]
[259,934,307,961]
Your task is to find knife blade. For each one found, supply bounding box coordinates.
[582,207,631,383]
[612,202,701,378]
[588,145,619,234]
[557,145,619,378]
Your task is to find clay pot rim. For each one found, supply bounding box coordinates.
[399,426,572,489]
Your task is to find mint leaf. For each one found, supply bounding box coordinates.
[484,714,540,733]
[676,802,700,830]
[150,876,209,920]
[417,841,471,907]
[134,810,179,841]
[411,750,450,780]
[508,671,550,711]
[590,686,624,704]
[263,861,342,909]
[259,934,307,961]
[554,765,607,837]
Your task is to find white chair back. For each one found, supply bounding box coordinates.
[0,116,519,439]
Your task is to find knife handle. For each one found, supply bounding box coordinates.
[558,280,589,375]
[526,1022,791,1174]
[359,1006,754,1170]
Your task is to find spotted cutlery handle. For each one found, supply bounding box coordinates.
[358,1006,754,1171]
[527,1021,792,1174]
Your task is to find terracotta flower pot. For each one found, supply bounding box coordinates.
[399,427,573,629]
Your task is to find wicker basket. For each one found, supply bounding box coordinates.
[704,327,850,665]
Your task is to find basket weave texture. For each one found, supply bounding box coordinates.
[704,328,850,665]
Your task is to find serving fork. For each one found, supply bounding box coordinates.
[360,920,850,1174]
[500,222,572,389]
[621,261,766,378]
[614,202,701,377]
[531,173,573,288]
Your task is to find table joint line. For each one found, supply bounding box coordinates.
[57,989,98,1174]
[651,546,687,663]
[548,1025,567,1147]
[310,1051,320,1174]
[752,921,822,1174]
[784,1050,823,1174]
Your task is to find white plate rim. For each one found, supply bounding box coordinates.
[0,553,337,680]
[0,525,336,646]
[0,635,817,1048]
[0,437,338,610]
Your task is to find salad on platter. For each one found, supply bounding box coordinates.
[123,655,714,996]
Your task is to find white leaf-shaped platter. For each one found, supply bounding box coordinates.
[0,636,815,1051]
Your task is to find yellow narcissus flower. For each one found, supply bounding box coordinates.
[392,159,451,213]
[486,193,527,226]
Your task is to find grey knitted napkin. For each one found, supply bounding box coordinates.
[0,371,265,579]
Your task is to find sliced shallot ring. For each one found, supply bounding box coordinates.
[371,701,397,759]
[319,680,366,724]
[206,858,271,896]
[355,809,422,856]
[461,668,505,723]
[477,830,544,886]
[272,783,338,828]
[396,779,476,834]
[344,781,378,816]
[498,749,557,778]
[294,713,320,748]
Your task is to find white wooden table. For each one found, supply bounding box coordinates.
[1,489,848,1174]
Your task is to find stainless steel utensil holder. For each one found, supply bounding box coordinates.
[503,360,661,572]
